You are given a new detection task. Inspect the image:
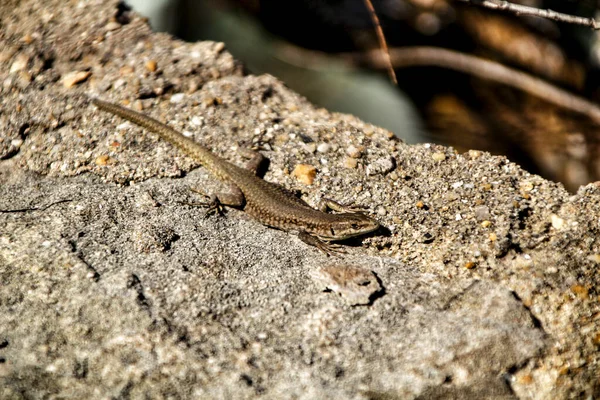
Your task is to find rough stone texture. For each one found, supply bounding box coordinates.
[0,1,598,399]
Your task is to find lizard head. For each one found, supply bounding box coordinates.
[317,212,380,241]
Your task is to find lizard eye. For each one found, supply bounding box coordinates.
[351,223,359,229]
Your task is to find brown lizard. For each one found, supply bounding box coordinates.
[91,98,380,254]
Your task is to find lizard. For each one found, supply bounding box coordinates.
[91,98,380,254]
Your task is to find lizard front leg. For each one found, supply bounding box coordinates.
[297,231,346,256]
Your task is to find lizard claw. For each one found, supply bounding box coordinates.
[317,242,347,257]
[187,187,225,216]
[298,232,346,256]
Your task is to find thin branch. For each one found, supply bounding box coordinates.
[455,0,600,29]
[0,199,72,213]
[362,0,397,85]
[352,46,600,123]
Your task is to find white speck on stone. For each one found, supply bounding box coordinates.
[9,54,28,74]
[346,145,362,158]
[191,116,203,126]
[116,122,130,130]
[317,143,330,153]
[105,21,121,31]
[183,131,193,138]
[551,214,565,230]
[190,51,200,58]
[42,240,52,247]
[452,181,463,189]
[3,77,13,89]
[464,183,474,189]
[524,254,531,260]
[424,143,431,148]
[170,93,185,103]
[455,214,462,221]
[11,139,23,147]
[113,78,126,89]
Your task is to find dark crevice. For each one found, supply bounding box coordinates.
[127,273,152,314]
[511,291,545,330]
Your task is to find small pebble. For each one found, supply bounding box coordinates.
[22,34,34,44]
[9,54,29,74]
[213,42,225,53]
[191,116,203,127]
[119,65,134,76]
[170,93,185,103]
[468,150,481,159]
[366,156,395,176]
[305,143,317,153]
[464,261,476,269]
[586,254,600,263]
[62,70,91,88]
[432,152,446,161]
[517,374,534,385]
[317,143,330,153]
[145,60,158,72]
[520,181,534,192]
[550,214,565,230]
[571,284,589,300]
[292,164,317,185]
[346,145,363,158]
[105,21,121,31]
[95,155,111,166]
[343,157,358,169]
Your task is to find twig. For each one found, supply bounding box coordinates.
[352,46,600,123]
[455,0,600,30]
[362,0,397,84]
[0,199,72,213]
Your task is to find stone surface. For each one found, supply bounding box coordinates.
[0,1,598,399]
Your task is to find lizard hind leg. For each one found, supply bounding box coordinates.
[318,198,366,213]
[238,148,267,176]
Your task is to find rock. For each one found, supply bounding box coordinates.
[0,1,597,398]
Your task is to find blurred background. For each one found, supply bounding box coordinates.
[127,0,600,192]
